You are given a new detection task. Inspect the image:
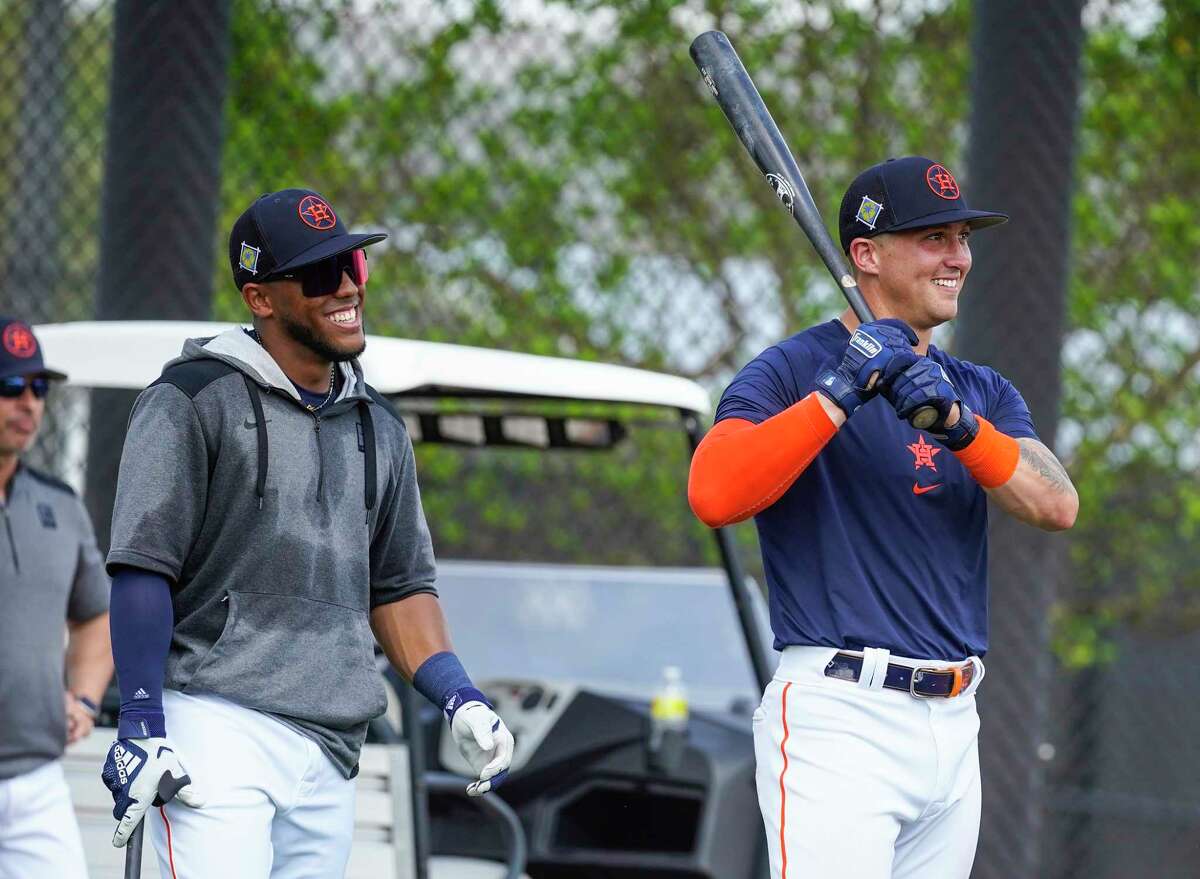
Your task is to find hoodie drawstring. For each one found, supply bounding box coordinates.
[243,375,269,509]
[359,400,377,523]
[243,373,377,518]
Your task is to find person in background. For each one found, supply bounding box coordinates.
[0,317,112,879]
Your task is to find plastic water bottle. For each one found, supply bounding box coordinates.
[648,665,689,773]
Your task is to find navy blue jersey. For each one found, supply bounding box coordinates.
[715,320,1038,660]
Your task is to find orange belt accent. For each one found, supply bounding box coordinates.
[948,664,966,698]
[688,392,838,528]
[951,415,1019,488]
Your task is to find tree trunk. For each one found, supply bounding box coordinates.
[87,0,233,549]
[959,2,1085,877]
[955,1,1089,874]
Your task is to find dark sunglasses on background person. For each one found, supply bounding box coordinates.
[266,249,369,298]
[0,375,51,399]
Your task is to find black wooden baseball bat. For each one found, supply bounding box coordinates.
[124,822,144,878]
[690,30,938,430]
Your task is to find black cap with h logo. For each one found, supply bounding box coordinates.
[837,156,1007,253]
[0,318,66,381]
[228,189,386,291]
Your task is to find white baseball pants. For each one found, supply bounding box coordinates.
[146,689,356,879]
[753,646,983,879]
[0,759,89,879]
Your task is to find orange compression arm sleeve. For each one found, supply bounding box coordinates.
[688,392,838,528]
[952,415,1020,488]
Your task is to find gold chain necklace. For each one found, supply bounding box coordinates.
[248,328,337,411]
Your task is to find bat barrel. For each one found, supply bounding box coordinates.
[689,31,873,325]
[688,33,820,223]
[692,31,937,431]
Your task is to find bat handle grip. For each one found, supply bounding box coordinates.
[908,405,940,431]
[124,821,144,878]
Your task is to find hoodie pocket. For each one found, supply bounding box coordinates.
[186,590,387,730]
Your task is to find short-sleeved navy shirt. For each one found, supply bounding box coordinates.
[715,320,1038,660]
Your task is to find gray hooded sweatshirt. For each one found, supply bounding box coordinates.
[107,328,437,776]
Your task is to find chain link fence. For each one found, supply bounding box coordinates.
[4,1,1198,876]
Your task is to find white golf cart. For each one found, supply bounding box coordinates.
[35,321,774,879]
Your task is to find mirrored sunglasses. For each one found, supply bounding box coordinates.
[270,249,369,298]
[0,376,51,399]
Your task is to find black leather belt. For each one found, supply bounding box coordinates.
[824,651,975,698]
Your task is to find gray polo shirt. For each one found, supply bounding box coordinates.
[0,464,110,780]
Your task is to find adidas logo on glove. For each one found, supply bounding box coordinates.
[112,744,143,786]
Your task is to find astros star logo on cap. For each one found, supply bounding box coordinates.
[298,195,337,230]
[2,322,37,358]
[925,164,961,200]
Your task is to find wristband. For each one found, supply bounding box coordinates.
[952,416,1019,488]
[75,694,99,719]
[118,710,167,739]
[413,651,484,720]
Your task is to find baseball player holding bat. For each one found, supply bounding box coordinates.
[689,156,1078,878]
[100,189,514,877]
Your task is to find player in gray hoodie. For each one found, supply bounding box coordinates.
[101,190,514,877]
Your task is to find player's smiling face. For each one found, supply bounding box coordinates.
[270,267,367,362]
[874,221,972,329]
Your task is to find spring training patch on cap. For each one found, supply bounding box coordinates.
[298,195,337,230]
[2,323,37,358]
[856,196,884,230]
[239,242,261,274]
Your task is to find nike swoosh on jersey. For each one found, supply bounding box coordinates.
[912,482,942,495]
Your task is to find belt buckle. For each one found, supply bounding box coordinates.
[909,665,964,698]
[909,667,938,698]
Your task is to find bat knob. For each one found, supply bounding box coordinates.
[910,407,939,430]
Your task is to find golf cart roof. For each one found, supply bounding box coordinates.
[33,321,711,415]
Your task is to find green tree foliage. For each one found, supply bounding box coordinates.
[1056,1,1200,658]
[216,1,1198,641]
[3,1,1193,650]
[215,0,974,568]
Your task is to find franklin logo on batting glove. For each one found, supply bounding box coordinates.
[849,329,883,359]
[813,318,919,419]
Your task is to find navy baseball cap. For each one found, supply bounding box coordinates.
[229,188,387,290]
[0,318,67,381]
[838,156,1008,252]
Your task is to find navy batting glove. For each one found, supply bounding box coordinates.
[882,358,979,449]
[932,403,979,450]
[815,319,920,418]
